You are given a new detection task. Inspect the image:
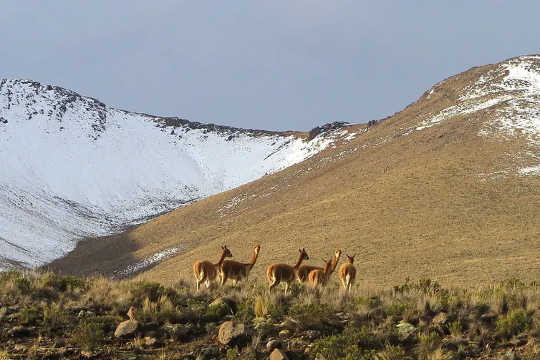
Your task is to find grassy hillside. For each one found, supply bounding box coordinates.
[49,56,540,289]
[1,271,539,359]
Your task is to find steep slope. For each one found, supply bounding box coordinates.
[50,55,540,286]
[0,79,352,269]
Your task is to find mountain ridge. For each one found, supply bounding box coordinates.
[0,78,355,269]
[48,54,540,286]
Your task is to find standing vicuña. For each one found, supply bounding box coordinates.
[266,248,309,295]
[338,254,356,292]
[193,245,232,291]
[219,244,261,286]
[297,249,341,283]
[307,258,332,289]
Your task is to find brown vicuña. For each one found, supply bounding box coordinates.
[307,258,332,289]
[339,254,356,292]
[297,249,341,283]
[193,245,232,291]
[219,244,261,286]
[266,248,309,295]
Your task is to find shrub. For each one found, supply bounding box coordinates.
[43,274,86,292]
[19,305,41,325]
[14,276,32,295]
[205,302,230,322]
[311,325,380,359]
[71,318,106,351]
[42,303,68,332]
[496,309,532,339]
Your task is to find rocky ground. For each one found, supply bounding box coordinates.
[0,271,539,359]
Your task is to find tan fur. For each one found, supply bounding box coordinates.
[266,248,309,295]
[297,249,341,283]
[193,245,232,291]
[307,259,332,288]
[220,244,261,286]
[338,255,356,292]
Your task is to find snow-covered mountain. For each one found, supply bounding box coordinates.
[0,79,350,269]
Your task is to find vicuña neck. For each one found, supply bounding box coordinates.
[216,250,227,267]
[248,249,259,269]
[293,253,305,270]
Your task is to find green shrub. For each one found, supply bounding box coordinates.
[205,303,230,322]
[130,281,169,303]
[496,309,532,339]
[71,318,106,351]
[311,325,380,359]
[14,277,32,295]
[288,302,330,323]
[43,274,86,292]
[43,303,68,332]
[19,305,41,325]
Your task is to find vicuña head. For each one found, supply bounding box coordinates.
[297,248,341,283]
[193,245,232,291]
[339,254,356,293]
[219,244,261,286]
[266,248,309,295]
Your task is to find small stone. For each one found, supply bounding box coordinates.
[278,317,299,329]
[303,330,321,341]
[144,336,157,346]
[432,312,448,326]
[279,329,290,338]
[14,344,27,352]
[266,339,282,351]
[114,320,138,338]
[217,320,246,345]
[270,348,288,360]
[396,320,415,340]
[163,322,190,340]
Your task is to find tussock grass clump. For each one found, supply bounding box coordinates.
[0,271,538,359]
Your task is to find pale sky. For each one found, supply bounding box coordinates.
[1,1,539,131]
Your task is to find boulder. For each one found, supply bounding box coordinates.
[217,320,246,345]
[114,320,138,338]
[270,348,288,360]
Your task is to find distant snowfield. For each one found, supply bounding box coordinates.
[0,79,350,269]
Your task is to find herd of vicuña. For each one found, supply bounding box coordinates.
[193,245,356,294]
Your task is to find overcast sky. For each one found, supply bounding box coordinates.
[1,1,539,131]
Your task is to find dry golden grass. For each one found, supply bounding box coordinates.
[49,58,540,289]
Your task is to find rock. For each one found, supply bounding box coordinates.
[432,312,448,326]
[209,297,237,314]
[8,325,32,337]
[163,322,191,340]
[396,320,415,340]
[266,339,282,351]
[217,320,246,345]
[303,330,321,341]
[278,317,299,329]
[278,329,290,338]
[270,348,288,360]
[114,320,138,338]
[14,344,27,352]
[144,336,157,346]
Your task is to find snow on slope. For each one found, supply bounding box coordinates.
[417,55,540,138]
[0,79,349,269]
